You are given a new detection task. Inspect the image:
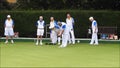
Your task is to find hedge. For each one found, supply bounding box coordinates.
[0,10,120,38]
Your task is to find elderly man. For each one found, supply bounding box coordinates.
[36,16,45,45]
[89,17,99,45]
[4,15,14,44]
[56,21,69,48]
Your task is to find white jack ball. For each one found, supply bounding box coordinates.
[77,40,80,43]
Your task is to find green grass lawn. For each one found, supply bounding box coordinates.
[0,42,119,68]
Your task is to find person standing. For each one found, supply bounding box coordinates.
[89,17,99,45]
[66,13,75,44]
[4,15,14,44]
[49,17,57,44]
[36,16,45,45]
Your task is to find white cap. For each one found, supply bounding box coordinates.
[7,15,11,18]
[89,17,94,20]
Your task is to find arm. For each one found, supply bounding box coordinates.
[43,21,45,27]
[49,22,55,30]
[4,21,6,28]
[58,25,66,36]
[94,22,97,33]
[36,21,38,28]
[58,29,64,37]
[12,20,14,28]
[49,24,55,29]
[72,17,75,25]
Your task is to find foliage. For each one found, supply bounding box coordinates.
[0,0,120,10]
[0,10,120,37]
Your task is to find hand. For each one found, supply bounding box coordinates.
[58,32,62,36]
[94,31,96,33]
[58,34,61,36]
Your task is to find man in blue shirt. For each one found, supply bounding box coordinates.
[89,17,99,45]
[36,16,45,45]
[56,21,69,48]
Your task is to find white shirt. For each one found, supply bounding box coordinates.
[56,22,69,35]
[37,20,45,29]
[92,20,98,33]
[49,21,56,29]
[5,19,14,30]
[66,17,74,29]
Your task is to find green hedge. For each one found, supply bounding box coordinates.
[0,10,120,38]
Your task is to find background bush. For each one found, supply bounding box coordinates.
[0,10,120,38]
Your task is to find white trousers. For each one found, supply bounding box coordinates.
[50,30,57,44]
[90,33,98,44]
[61,34,69,47]
[68,29,75,44]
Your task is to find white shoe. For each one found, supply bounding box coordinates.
[90,43,93,45]
[69,42,71,44]
[11,40,14,44]
[94,44,99,45]
[5,41,8,44]
[40,42,43,45]
[58,43,60,45]
[72,42,75,44]
[59,45,66,48]
[59,45,63,48]
[36,42,39,45]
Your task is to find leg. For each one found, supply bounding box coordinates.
[51,30,57,44]
[90,33,95,45]
[39,35,43,45]
[58,36,61,45]
[61,34,68,47]
[50,32,52,43]
[95,33,98,45]
[36,29,41,45]
[68,32,71,44]
[36,35,40,45]
[51,32,54,43]
[70,30,75,44]
[55,33,57,44]
[53,31,57,44]
[4,29,9,43]
[5,36,9,44]
[9,29,14,44]
[10,36,14,44]
[39,30,44,45]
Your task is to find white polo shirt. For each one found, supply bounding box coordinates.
[36,20,45,29]
[66,17,74,29]
[92,20,98,33]
[55,22,69,35]
[5,19,14,30]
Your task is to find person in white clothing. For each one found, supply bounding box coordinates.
[56,21,69,48]
[89,17,99,45]
[66,13,75,44]
[4,15,14,44]
[36,16,45,45]
[49,17,57,44]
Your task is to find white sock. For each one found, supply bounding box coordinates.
[36,39,39,43]
[40,40,42,43]
[58,37,61,43]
